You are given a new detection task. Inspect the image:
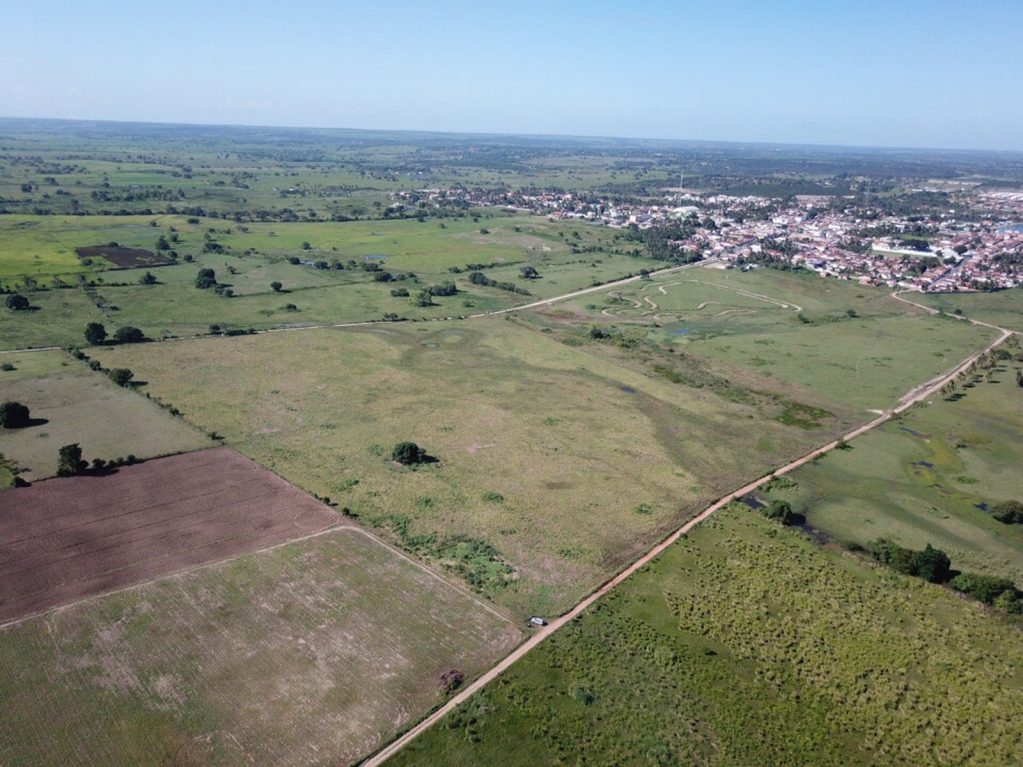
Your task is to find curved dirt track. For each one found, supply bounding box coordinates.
[362,289,1015,767]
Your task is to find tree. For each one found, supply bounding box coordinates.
[991,500,1023,524]
[914,544,952,583]
[392,441,426,465]
[84,322,107,345]
[519,265,541,279]
[139,271,158,285]
[270,281,283,292]
[5,294,29,311]
[763,499,803,526]
[194,268,217,289]
[57,443,88,476]
[113,326,145,343]
[0,401,31,429]
[107,368,135,387]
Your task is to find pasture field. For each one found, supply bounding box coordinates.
[0,214,659,348]
[548,266,998,413]
[390,508,1023,767]
[95,319,844,617]
[0,526,523,766]
[916,287,1023,332]
[761,340,1023,582]
[0,350,211,479]
[0,447,340,624]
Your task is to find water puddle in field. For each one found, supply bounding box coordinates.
[670,328,691,336]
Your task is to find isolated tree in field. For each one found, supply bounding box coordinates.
[139,271,158,285]
[57,443,88,476]
[84,322,107,345]
[991,500,1023,525]
[392,441,426,465]
[519,265,540,279]
[113,326,145,343]
[270,281,283,292]
[194,268,217,289]
[5,294,30,311]
[0,401,31,429]
[107,368,135,387]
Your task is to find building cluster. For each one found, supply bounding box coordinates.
[394,186,1023,293]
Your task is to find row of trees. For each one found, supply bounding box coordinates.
[84,323,145,345]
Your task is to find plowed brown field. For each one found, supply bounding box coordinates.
[0,446,339,624]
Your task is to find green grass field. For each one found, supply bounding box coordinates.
[550,267,997,414]
[0,527,522,766]
[762,340,1023,582]
[94,318,844,618]
[916,288,1023,332]
[0,350,211,479]
[391,508,1023,767]
[0,214,659,348]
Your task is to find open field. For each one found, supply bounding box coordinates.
[389,508,1023,767]
[0,214,660,348]
[762,341,1023,582]
[545,267,998,413]
[0,446,340,624]
[0,526,523,766]
[916,287,1023,332]
[94,318,850,617]
[0,351,211,479]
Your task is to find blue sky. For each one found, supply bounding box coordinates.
[1,0,1021,150]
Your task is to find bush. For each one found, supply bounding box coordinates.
[950,572,1019,604]
[5,294,30,310]
[520,265,541,279]
[107,368,135,387]
[914,544,952,583]
[390,287,409,297]
[84,322,107,345]
[762,499,804,526]
[57,443,88,476]
[0,401,31,429]
[270,281,283,292]
[139,271,158,285]
[868,538,920,576]
[392,441,427,465]
[428,281,458,297]
[194,268,217,289]
[991,500,1023,524]
[113,326,145,343]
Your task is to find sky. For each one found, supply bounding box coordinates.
[1,0,1021,151]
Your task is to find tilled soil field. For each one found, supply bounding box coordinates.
[0,446,339,624]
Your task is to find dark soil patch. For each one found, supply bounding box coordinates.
[75,245,173,268]
[0,447,339,624]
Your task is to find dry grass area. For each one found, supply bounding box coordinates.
[0,526,522,766]
[96,319,840,616]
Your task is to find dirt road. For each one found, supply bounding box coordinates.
[361,289,1014,767]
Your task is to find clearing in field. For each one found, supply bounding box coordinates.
[761,336,1023,582]
[0,525,522,766]
[0,350,211,480]
[74,244,173,268]
[390,507,1023,767]
[96,318,886,617]
[0,446,339,624]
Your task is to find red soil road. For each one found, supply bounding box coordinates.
[0,446,340,625]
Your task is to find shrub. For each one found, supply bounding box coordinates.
[914,544,952,583]
[390,287,409,297]
[84,322,107,345]
[392,441,427,465]
[991,500,1023,525]
[520,265,540,279]
[270,280,283,292]
[5,294,29,310]
[0,401,31,429]
[107,368,135,387]
[57,443,88,476]
[139,271,158,285]
[113,326,145,343]
[194,268,217,289]
[950,572,1019,604]
[762,499,803,526]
